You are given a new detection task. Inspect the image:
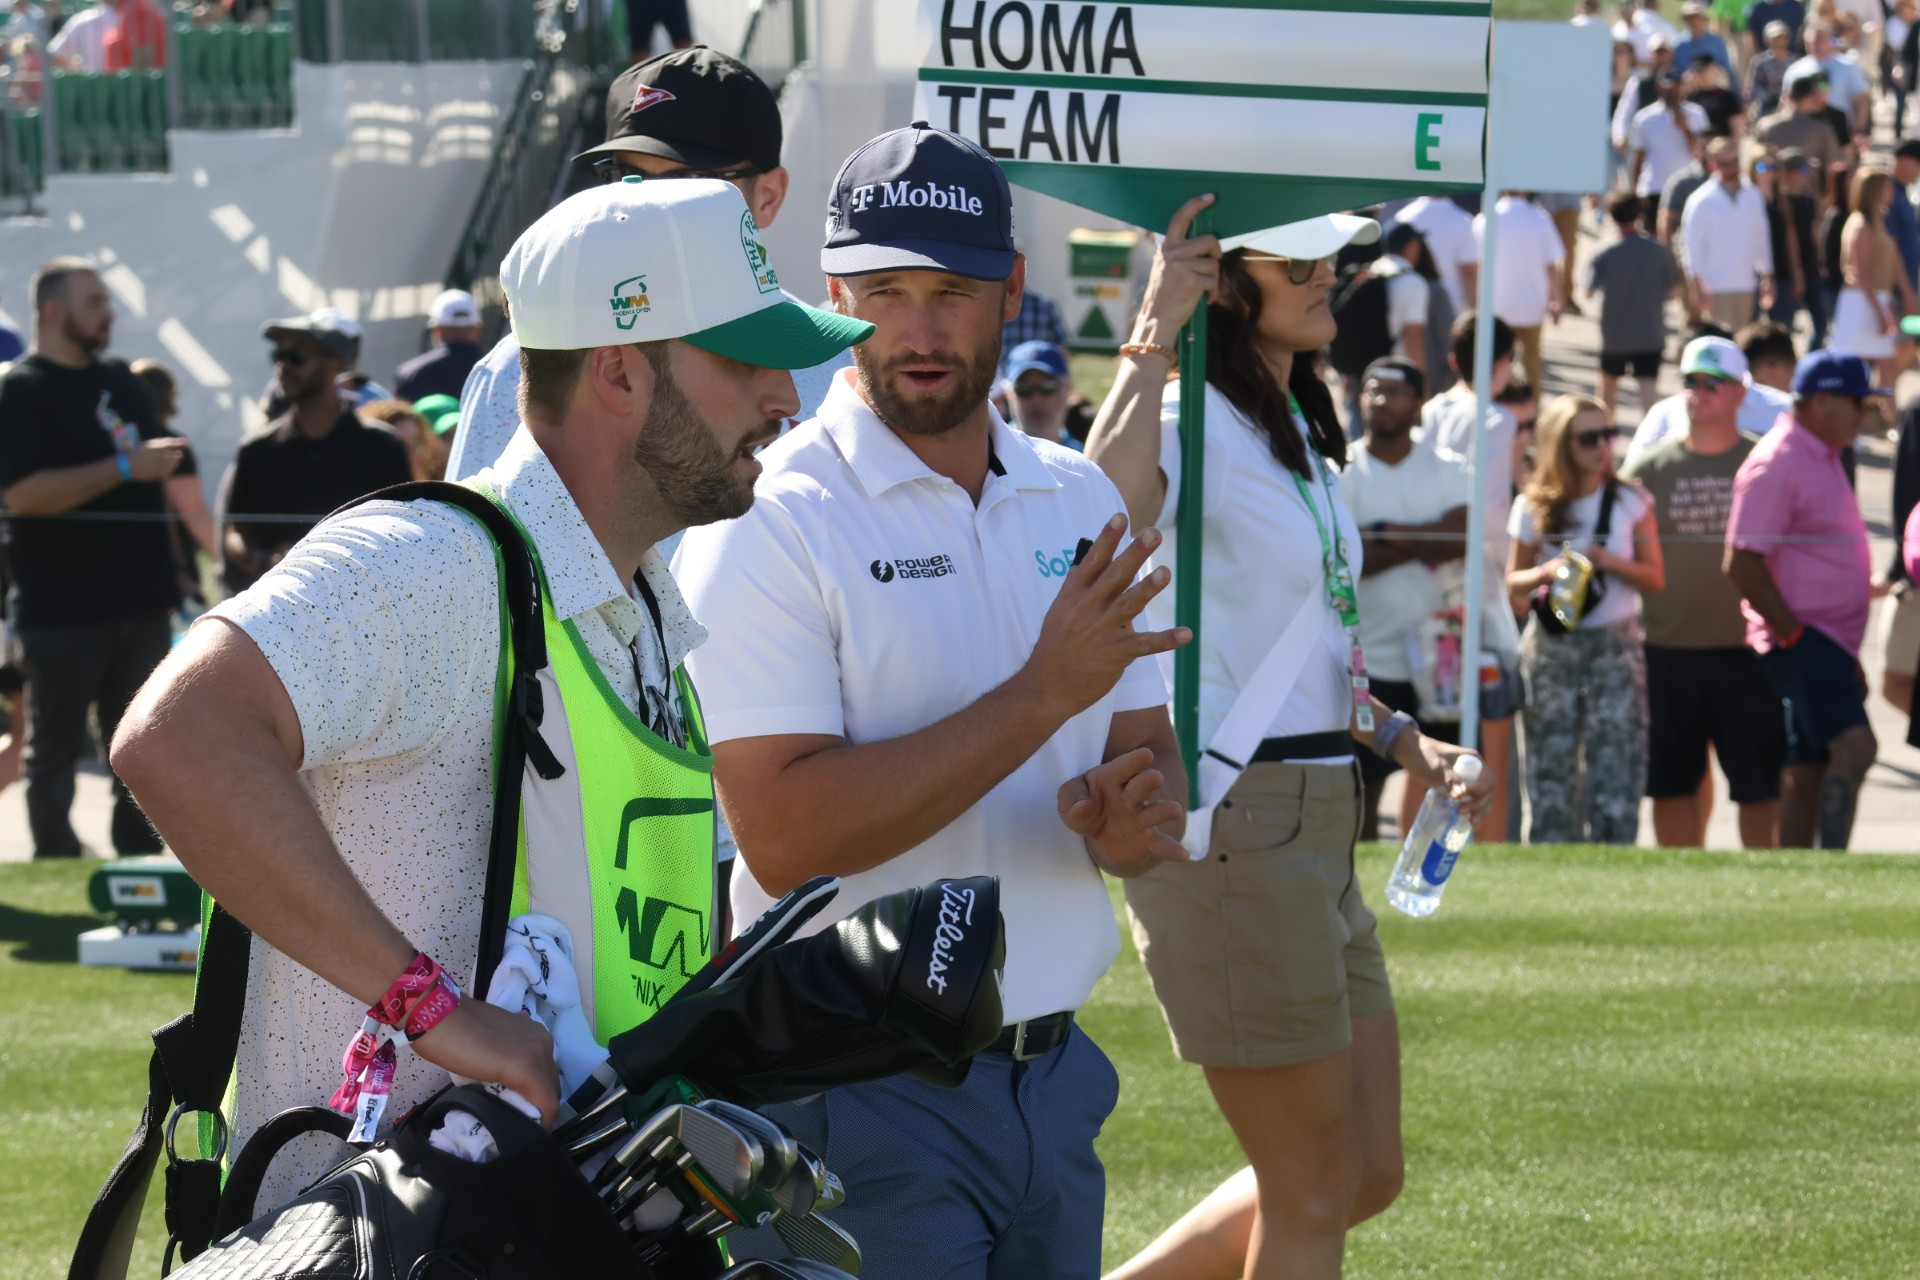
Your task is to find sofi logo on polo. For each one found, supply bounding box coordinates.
[1034,547,1079,577]
[848,180,986,216]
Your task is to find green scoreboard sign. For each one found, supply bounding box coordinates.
[916,0,1492,238]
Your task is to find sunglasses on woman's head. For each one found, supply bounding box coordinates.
[1237,253,1330,285]
[1573,427,1618,448]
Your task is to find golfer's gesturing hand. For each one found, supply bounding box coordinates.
[1059,746,1189,875]
[1023,513,1189,719]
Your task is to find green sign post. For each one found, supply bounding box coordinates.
[919,0,1492,800]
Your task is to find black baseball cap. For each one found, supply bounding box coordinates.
[573,46,782,172]
[821,122,1017,281]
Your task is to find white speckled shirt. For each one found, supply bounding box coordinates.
[208,424,705,1207]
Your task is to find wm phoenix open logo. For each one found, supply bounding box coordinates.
[610,275,652,330]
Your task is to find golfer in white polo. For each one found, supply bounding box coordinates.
[672,122,1193,1277]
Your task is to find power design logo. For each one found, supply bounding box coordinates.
[871,554,956,582]
[610,275,652,330]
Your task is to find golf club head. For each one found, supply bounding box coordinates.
[794,1146,846,1213]
[702,1099,799,1187]
[676,1102,763,1202]
[773,1212,863,1276]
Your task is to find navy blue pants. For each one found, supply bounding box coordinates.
[729,1023,1120,1278]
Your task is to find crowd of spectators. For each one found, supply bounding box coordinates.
[1312,0,1920,851]
[0,271,466,857]
[3,3,1917,869]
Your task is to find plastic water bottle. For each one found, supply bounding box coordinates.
[1385,755,1483,918]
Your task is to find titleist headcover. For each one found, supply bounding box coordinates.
[605,877,1005,1106]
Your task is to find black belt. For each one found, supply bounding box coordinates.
[1246,731,1355,764]
[987,1011,1074,1061]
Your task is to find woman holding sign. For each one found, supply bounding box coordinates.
[1088,195,1493,1280]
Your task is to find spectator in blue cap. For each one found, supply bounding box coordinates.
[675,120,1189,1278]
[1002,339,1083,450]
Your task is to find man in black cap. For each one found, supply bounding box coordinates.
[217,310,410,592]
[674,123,1191,1276]
[448,45,834,482]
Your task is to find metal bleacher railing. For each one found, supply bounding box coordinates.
[444,0,812,344]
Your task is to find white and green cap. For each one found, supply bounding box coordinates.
[1679,336,1748,383]
[501,176,872,368]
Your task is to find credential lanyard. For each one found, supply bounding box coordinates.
[1286,394,1373,734]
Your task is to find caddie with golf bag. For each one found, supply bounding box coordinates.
[73,174,871,1276]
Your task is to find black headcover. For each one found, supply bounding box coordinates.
[606,877,1005,1107]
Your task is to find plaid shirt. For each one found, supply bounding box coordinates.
[1001,291,1069,360]
[1746,51,1790,115]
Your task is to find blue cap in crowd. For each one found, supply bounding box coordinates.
[1004,340,1069,383]
[822,121,1016,281]
[1790,350,1891,399]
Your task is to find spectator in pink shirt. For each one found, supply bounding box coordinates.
[1724,350,1882,849]
[1905,501,1920,583]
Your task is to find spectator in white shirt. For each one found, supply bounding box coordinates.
[1473,194,1565,396]
[1612,38,1679,156]
[45,0,106,70]
[1625,322,1797,461]
[1392,195,1479,313]
[1573,0,1603,24]
[1628,69,1712,201]
[1371,223,1433,382]
[1617,0,1680,64]
[1342,357,1474,842]
[1789,22,1871,136]
[1680,138,1777,328]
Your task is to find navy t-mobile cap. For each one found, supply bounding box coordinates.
[821,121,1017,281]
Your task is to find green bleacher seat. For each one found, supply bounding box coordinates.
[263,25,293,127]
[232,25,267,127]
[137,70,169,169]
[51,71,92,172]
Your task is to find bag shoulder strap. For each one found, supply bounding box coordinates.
[1595,478,1619,540]
[69,480,560,1279]
[1202,596,1332,774]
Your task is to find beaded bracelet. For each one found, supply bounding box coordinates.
[1119,341,1176,362]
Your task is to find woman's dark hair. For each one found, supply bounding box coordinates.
[1204,249,1345,480]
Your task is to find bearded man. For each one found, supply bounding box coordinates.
[108,180,872,1207]
[672,123,1192,1278]
[0,256,192,858]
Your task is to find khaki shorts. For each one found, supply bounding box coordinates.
[1123,760,1393,1069]
[1882,582,1920,679]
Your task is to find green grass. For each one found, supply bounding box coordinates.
[1086,843,1920,1277]
[8,846,1920,1278]
[1,863,187,1280]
